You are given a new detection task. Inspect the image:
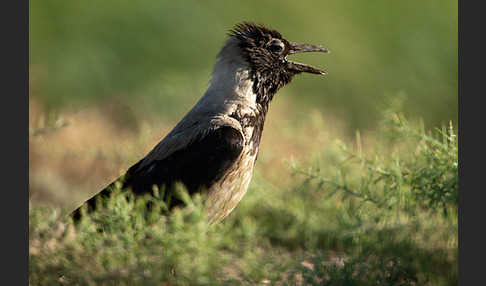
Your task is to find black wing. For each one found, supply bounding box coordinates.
[72,126,244,220]
[124,125,244,195]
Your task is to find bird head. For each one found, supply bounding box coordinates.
[227,22,329,103]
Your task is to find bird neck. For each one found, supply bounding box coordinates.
[200,42,276,150]
[209,39,275,113]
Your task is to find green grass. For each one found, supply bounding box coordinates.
[29,112,457,285]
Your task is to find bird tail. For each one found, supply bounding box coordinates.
[70,179,121,223]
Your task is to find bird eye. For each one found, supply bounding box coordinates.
[268,39,284,54]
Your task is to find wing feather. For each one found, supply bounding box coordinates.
[124,123,245,196]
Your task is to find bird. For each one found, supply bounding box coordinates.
[72,22,329,224]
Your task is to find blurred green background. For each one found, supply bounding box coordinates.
[30,0,457,132]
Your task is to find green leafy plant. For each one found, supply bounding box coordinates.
[29,112,457,285]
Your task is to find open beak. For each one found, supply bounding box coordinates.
[286,42,329,75]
